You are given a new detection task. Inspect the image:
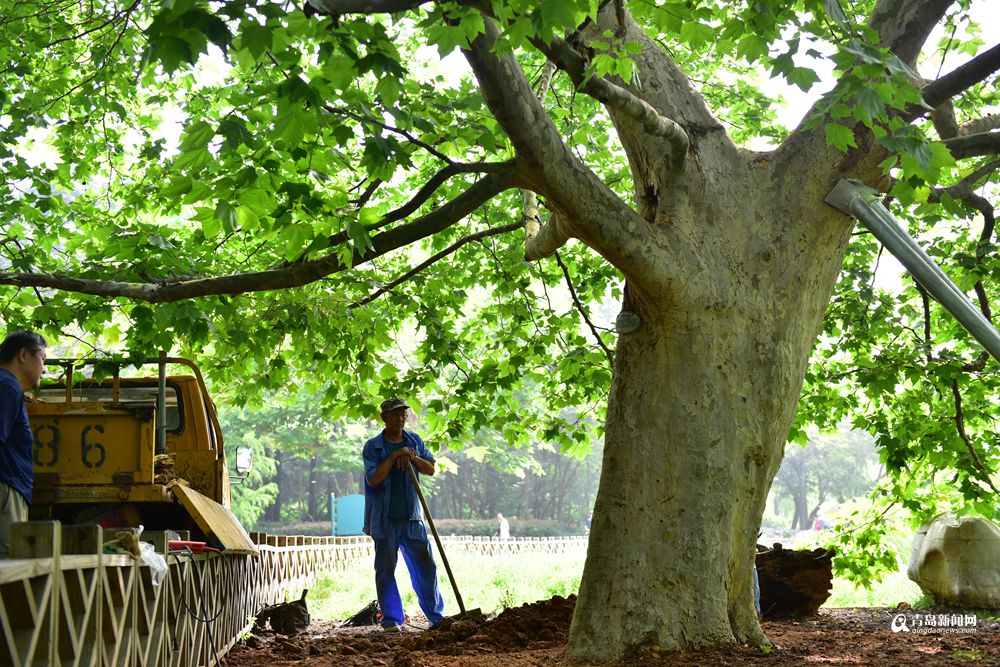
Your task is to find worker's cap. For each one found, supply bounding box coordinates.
[379,397,410,414]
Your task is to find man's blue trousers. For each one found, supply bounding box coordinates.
[373,518,445,627]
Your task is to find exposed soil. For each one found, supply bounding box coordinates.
[223,596,1000,666]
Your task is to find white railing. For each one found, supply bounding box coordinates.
[0,523,588,667]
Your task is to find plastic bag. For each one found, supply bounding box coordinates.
[139,540,168,586]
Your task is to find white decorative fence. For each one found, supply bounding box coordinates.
[0,522,587,667]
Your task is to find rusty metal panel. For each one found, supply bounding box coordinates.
[173,449,219,501]
[29,403,156,489]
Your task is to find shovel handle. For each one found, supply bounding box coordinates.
[408,463,466,615]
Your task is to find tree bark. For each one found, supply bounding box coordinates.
[565,125,870,657]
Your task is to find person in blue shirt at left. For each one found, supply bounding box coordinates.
[362,397,445,631]
[0,329,47,558]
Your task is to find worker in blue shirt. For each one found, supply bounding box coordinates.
[0,330,47,558]
[362,397,445,631]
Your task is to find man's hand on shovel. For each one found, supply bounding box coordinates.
[393,447,416,469]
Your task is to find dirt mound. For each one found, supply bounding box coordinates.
[223,597,1000,667]
[417,595,575,652]
[224,596,573,666]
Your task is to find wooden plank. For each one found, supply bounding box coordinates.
[11,521,59,559]
[0,559,56,584]
[62,524,103,555]
[57,537,101,667]
[10,521,60,667]
[170,485,258,555]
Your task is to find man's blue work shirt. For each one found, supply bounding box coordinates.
[0,369,33,506]
[362,430,435,539]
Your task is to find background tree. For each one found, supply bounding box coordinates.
[771,430,880,530]
[1,0,998,659]
[219,409,280,528]
[220,395,364,523]
[431,431,602,527]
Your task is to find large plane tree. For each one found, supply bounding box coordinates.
[1,0,998,659]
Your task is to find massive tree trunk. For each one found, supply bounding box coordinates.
[567,156,863,654]
[458,0,910,650]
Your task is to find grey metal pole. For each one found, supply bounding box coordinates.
[156,355,167,455]
[825,179,1000,363]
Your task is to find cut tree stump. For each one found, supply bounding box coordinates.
[756,543,833,618]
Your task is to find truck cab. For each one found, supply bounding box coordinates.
[27,358,252,551]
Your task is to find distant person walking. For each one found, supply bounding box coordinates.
[362,397,445,630]
[0,330,47,557]
[495,512,510,540]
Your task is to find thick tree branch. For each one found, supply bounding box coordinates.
[928,159,1000,200]
[461,20,577,184]
[306,0,424,15]
[869,0,952,67]
[352,222,521,307]
[0,171,519,303]
[931,102,960,139]
[275,160,516,268]
[519,63,573,261]
[943,131,1000,160]
[530,34,688,169]
[462,18,666,292]
[962,114,1000,136]
[352,178,383,208]
[522,190,543,242]
[357,161,514,235]
[525,211,572,261]
[555,251,615,368]
[915,42,1000,117]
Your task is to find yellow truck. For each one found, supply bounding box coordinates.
[27,357,255,552]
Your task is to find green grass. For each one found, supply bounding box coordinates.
[309,549,587,621]
[823,569,925,608]
[308,550,934,621]
[952,649,987,662]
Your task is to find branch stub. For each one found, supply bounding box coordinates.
[616,310,641,334]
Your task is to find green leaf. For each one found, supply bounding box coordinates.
[214,201,238,234]
[239,22,273,59]
[680,21,715,48]
[321,56,358,91]
[147,35,195,73]
[218,117,253,151]
[183,8,232,53]
[821,0,848,26]
[737,34,769,62]
[854,88,886,123]
[346,219,373,252]
[786,66,820,92]
[825,123,857,152]
[161,175,193,199]
[180,121,216,151]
